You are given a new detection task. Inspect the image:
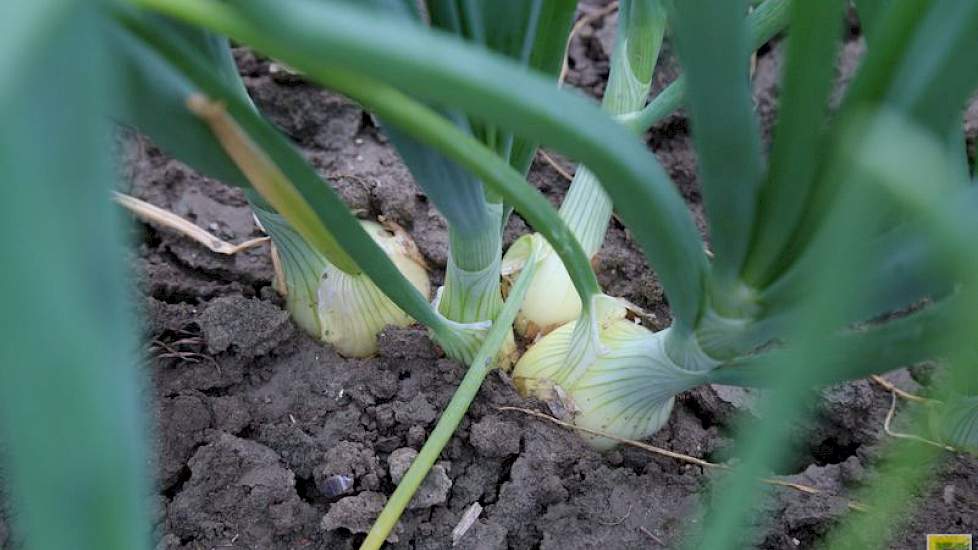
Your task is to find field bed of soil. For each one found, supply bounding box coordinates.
[3,4,977,550]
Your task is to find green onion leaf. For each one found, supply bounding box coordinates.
[741,0,847,287]
[666,0,764,295]
[0,5,150,549]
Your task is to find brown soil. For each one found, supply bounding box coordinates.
[4,6,977,550]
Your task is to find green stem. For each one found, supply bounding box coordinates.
[558,168,613,256]
[440,217,505,324]
[359,246,540,550]
[619,76,686,133]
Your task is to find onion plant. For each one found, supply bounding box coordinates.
[5,0,978,549]
[117,0,978,544]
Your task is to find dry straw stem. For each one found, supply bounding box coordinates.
[882,392,958,453]
[538,149,576,181]
[871,374,965,453]
[869,373,935,404]
[498,405,868,512]
[450,502,482,546]
[114,192,269,254]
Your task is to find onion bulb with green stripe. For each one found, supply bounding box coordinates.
[513,295,704,449]
[255,206,430,357]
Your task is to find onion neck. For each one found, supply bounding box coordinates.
[438,202,505,325]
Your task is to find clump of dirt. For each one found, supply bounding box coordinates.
[3,4,977,550]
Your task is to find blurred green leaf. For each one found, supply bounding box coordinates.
[886,1,978,138]
[0,5,150,550]
[690,177,888,550]
[821,113,978,549]
[693,101,978,547]
[0,1,75,103]
[711,297,954,388]
[775,0,935,276]
[764,221,955,323]
[839,0,931,111]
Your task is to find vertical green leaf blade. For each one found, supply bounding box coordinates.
[626,0,793,133]
[506,0,577,176]
[667,0,763,290]
[742,0,847,287]
[0,6,150,550]
[426,0,576,175]
[0,0,75,102]
[820,110,978,549]
[770,0,935,278]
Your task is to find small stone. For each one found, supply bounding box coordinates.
[318,474,354,497]
[387,448,452,509]
[313,441,382,497]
